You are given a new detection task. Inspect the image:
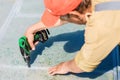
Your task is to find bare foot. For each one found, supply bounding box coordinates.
[48,59,84,76]
[48,62,69,76]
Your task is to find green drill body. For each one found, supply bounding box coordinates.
[19,29,50,67]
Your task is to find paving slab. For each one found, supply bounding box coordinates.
[0,0,16,27]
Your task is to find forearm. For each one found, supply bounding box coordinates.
[26,19,67,34]
[53,19,68,27]
[26,21,49,35]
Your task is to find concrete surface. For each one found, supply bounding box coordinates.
[0,0,119,80]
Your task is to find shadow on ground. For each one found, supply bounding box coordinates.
[30,30,85,64]
[30,30,120,79]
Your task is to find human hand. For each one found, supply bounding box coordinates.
[24,27,35,50]
[24,22,47,50]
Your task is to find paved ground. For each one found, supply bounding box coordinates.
[0,0,119,80]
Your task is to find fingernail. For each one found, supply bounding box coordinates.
[32,47,35,50]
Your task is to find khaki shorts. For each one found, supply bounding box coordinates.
[75,10,120,72]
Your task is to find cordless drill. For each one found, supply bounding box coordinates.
[18,29,50,67]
